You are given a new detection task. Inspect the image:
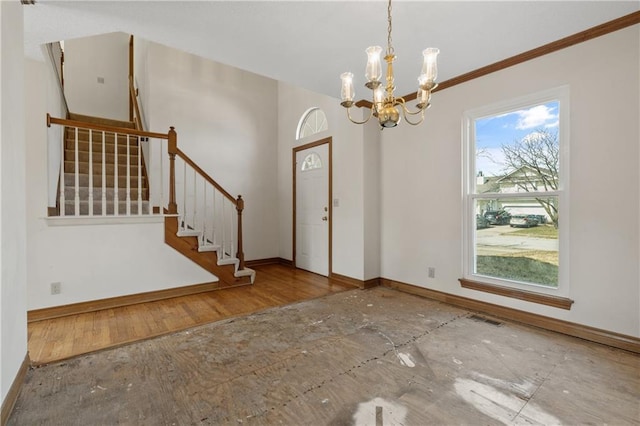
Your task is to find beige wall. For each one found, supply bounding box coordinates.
[64,32,129,121]
[142,41,280,261]
[379,25,640,336]
[277,83,376,280]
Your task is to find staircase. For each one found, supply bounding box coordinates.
[49,111,255,286]
[60,113,150,216]
[165,215,255,285]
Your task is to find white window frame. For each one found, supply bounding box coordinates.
[462,86,570,297]
[296,107,328,140]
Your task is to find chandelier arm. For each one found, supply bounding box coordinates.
[396,97,425,116]
[401,107,425,126]
[404,111,424,126]
[346,106,374,125]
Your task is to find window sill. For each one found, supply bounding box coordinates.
[459,278,574,310]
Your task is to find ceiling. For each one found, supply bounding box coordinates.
[24,1,639,99]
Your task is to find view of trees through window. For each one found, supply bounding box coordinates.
[472,99,561,287]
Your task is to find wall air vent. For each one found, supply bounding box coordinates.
[21,0,36,4]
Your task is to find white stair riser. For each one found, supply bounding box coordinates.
[175,225,255,284]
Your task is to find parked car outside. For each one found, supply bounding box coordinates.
[484,210,511,225]
[510,214,539,228]
[533,214,548,224]
[476,214,490,229]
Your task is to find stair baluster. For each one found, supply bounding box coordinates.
[137,138,142,215]
[101,130,106,215]
[88,129,93,216]
[58,122,65,216]
[74,127,80,216]
[126,134,131,215]
[114,132,119,215]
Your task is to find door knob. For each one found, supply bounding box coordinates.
[322,216,328,221]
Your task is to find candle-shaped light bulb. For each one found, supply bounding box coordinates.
[340,72,355,104]
[420,48,440,84]
[374,86,384,108]
[365,46,383,84]
[416,88,431,109]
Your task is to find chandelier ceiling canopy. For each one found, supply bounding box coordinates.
[340,0,439,129]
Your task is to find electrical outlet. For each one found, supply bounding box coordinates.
[50,282,61,295]
[428,267,436,279]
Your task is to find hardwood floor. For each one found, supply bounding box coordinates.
[27,264,356,365]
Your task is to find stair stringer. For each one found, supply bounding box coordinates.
[164,216,255,286]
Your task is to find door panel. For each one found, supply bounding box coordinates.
[295,144,329,276]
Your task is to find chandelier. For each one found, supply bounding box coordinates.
[340,0,439,128]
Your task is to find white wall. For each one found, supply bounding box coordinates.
[380,26,640,337]
[26,221,221,310]
[142,42,280,261]
[64,32,129,120]
[25,58,221,310]
[277,83,371,280]
[1,0,28,404]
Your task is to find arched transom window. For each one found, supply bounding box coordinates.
[297,107,328,140]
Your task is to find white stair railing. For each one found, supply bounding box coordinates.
[47,114,168,217]
[171,154,240,265]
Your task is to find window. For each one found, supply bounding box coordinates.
[297,108,328,140]
[300,152,322,171]
[463,87,569,298]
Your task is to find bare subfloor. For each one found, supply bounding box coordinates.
[9,287,640,425]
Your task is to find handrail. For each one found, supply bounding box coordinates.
[129,76,143,131]
[47,114,168,140]
[175,148,237,205]
[129,35,134,123]
[46,42,69,118]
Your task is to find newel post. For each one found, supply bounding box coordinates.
[236,195,245,270]
[167,127,178,214]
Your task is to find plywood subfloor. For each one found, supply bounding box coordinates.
[11,286,640,425]
[27,264,356,365]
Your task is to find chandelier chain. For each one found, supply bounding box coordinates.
[386,0,394,56]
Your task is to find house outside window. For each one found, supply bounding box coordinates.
[463,87,569,294]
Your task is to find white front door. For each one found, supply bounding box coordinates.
[295,144,329,276]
